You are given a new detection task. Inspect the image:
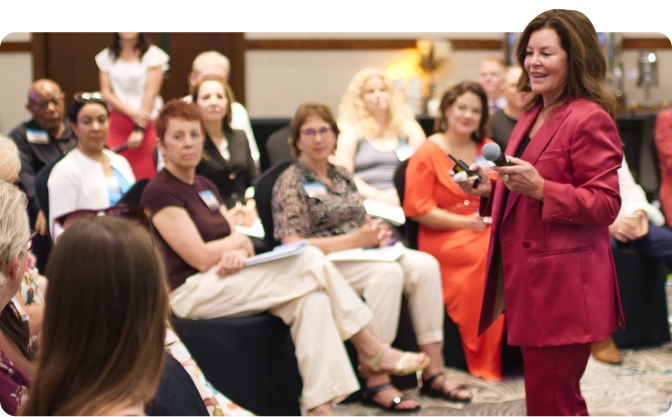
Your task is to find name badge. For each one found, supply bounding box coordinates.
[26,129,49,144]
[198,190,221,210]
[395,144,413,162]
[302,182,328,197]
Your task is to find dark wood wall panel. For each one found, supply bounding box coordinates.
[31,33,246,111]
[245,39,503,50]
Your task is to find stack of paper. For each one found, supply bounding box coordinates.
[244,240,307,266]
[236,217,265,239]
[326,241,404,262]
[363,199,406,226]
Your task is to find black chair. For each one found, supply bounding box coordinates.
[392,159,524,375]
[265,125,295,167]
[34,155,65,234]
[116,179,149,207]
[171,314,302,416]
[254,160,293,251]
[612,247,671,348]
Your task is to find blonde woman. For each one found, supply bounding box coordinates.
[333,68,426,206]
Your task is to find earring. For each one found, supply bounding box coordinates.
[440,118,448,131]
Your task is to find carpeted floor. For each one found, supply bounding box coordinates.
[333,284,672,416]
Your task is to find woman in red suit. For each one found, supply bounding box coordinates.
[454,9,623,416]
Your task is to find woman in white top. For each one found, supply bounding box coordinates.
[332,68,426,207]
[96,33,169,180]
[48,93,136,238]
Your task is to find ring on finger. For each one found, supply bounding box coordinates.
[501,174,510,182]
[617,227,623,234]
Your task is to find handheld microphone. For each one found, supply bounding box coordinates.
[448,154,481,188]
[482,143,514,166]
[111,144,129,153]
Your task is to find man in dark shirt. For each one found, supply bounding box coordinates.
[489,66,533,149]
[9,79,76,272]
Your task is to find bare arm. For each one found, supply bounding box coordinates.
[139,66,164,120]
[412,208,486,232]
[406,120,427,150]
[280,218,389,254]
[99,70,141,121]
[329,125,358,173]
[151,206,253,272]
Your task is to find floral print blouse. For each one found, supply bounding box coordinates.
[272,161,367,240]
[0,349,29,415]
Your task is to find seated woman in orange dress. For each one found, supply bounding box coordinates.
[403,82,505,381]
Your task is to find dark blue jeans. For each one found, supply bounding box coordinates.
[611,223,672,269]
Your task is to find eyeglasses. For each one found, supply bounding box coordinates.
[29,95,64,110]
[53,206,151,238]
[74,92,105,104]
[300,127,335,139]
[26,231,37,252]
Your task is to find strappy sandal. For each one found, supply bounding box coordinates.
[420,372,472,403]
[362,382,421,412]
[358,346,430,379]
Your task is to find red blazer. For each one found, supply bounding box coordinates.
[478,98,624,347]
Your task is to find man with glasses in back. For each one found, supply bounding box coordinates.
[9,79,77,273]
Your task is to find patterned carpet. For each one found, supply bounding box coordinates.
[333,285,672,416]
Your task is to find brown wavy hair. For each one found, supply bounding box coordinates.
[289,103,341,159]
[434,81,491,143]
[20,217,168,416]
[516,9,616,119]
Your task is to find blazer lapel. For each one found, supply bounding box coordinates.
[501,103,573,223]
[204,134,230,170]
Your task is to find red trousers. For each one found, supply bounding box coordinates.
[521,343,591,416]
[107,111,157,180]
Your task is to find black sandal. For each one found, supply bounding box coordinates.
[362,382,421,412]
[420,373,472,403]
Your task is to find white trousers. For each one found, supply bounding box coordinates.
[333,247,444,346]
[170,246,373,410]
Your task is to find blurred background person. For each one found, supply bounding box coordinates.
[404,82,505,382]
[192,75,259,230]
[274,103,465,411]
[0,182,32,415]
[96,32,169,180]
[592,156,672,364]
[333,68,426,207]
[8,79,77,273]
[654,106,672,222]
[47,93,135,237]
[490,66,534,148]
[478,57,507,114]
[186,51,259,167]
[19,216,168,416]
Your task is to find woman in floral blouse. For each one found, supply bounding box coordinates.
[272,103,472,412]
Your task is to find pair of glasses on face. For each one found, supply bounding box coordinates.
[26,231,37,252]
[73,92,105,104]
[29,94,64,110]
[53,206,151,238]
[300,127,334,139]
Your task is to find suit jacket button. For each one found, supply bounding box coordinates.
[528,200,538,208]
[522,241,531,248]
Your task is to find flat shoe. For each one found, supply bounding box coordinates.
[358,346,430,379]
[420,372,472,403]
[362,382,421,413]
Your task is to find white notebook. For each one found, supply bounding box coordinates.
[363,199,406,226]
[244,240,308,267]
[236,217,265,239]
[326,241,404,262]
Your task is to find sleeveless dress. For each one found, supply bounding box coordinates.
[403,139,505,381]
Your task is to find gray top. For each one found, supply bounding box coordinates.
[353,136,409,190]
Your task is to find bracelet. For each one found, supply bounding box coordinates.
[133,124,146,132]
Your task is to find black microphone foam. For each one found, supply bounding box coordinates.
[482,143,513,166]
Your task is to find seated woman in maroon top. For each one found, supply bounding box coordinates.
[140,100,429,416]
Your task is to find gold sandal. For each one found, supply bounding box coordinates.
[358,346,430,379]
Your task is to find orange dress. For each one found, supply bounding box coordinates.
[403,139,505,381]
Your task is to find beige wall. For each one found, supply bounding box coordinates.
[0,33,32,135]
